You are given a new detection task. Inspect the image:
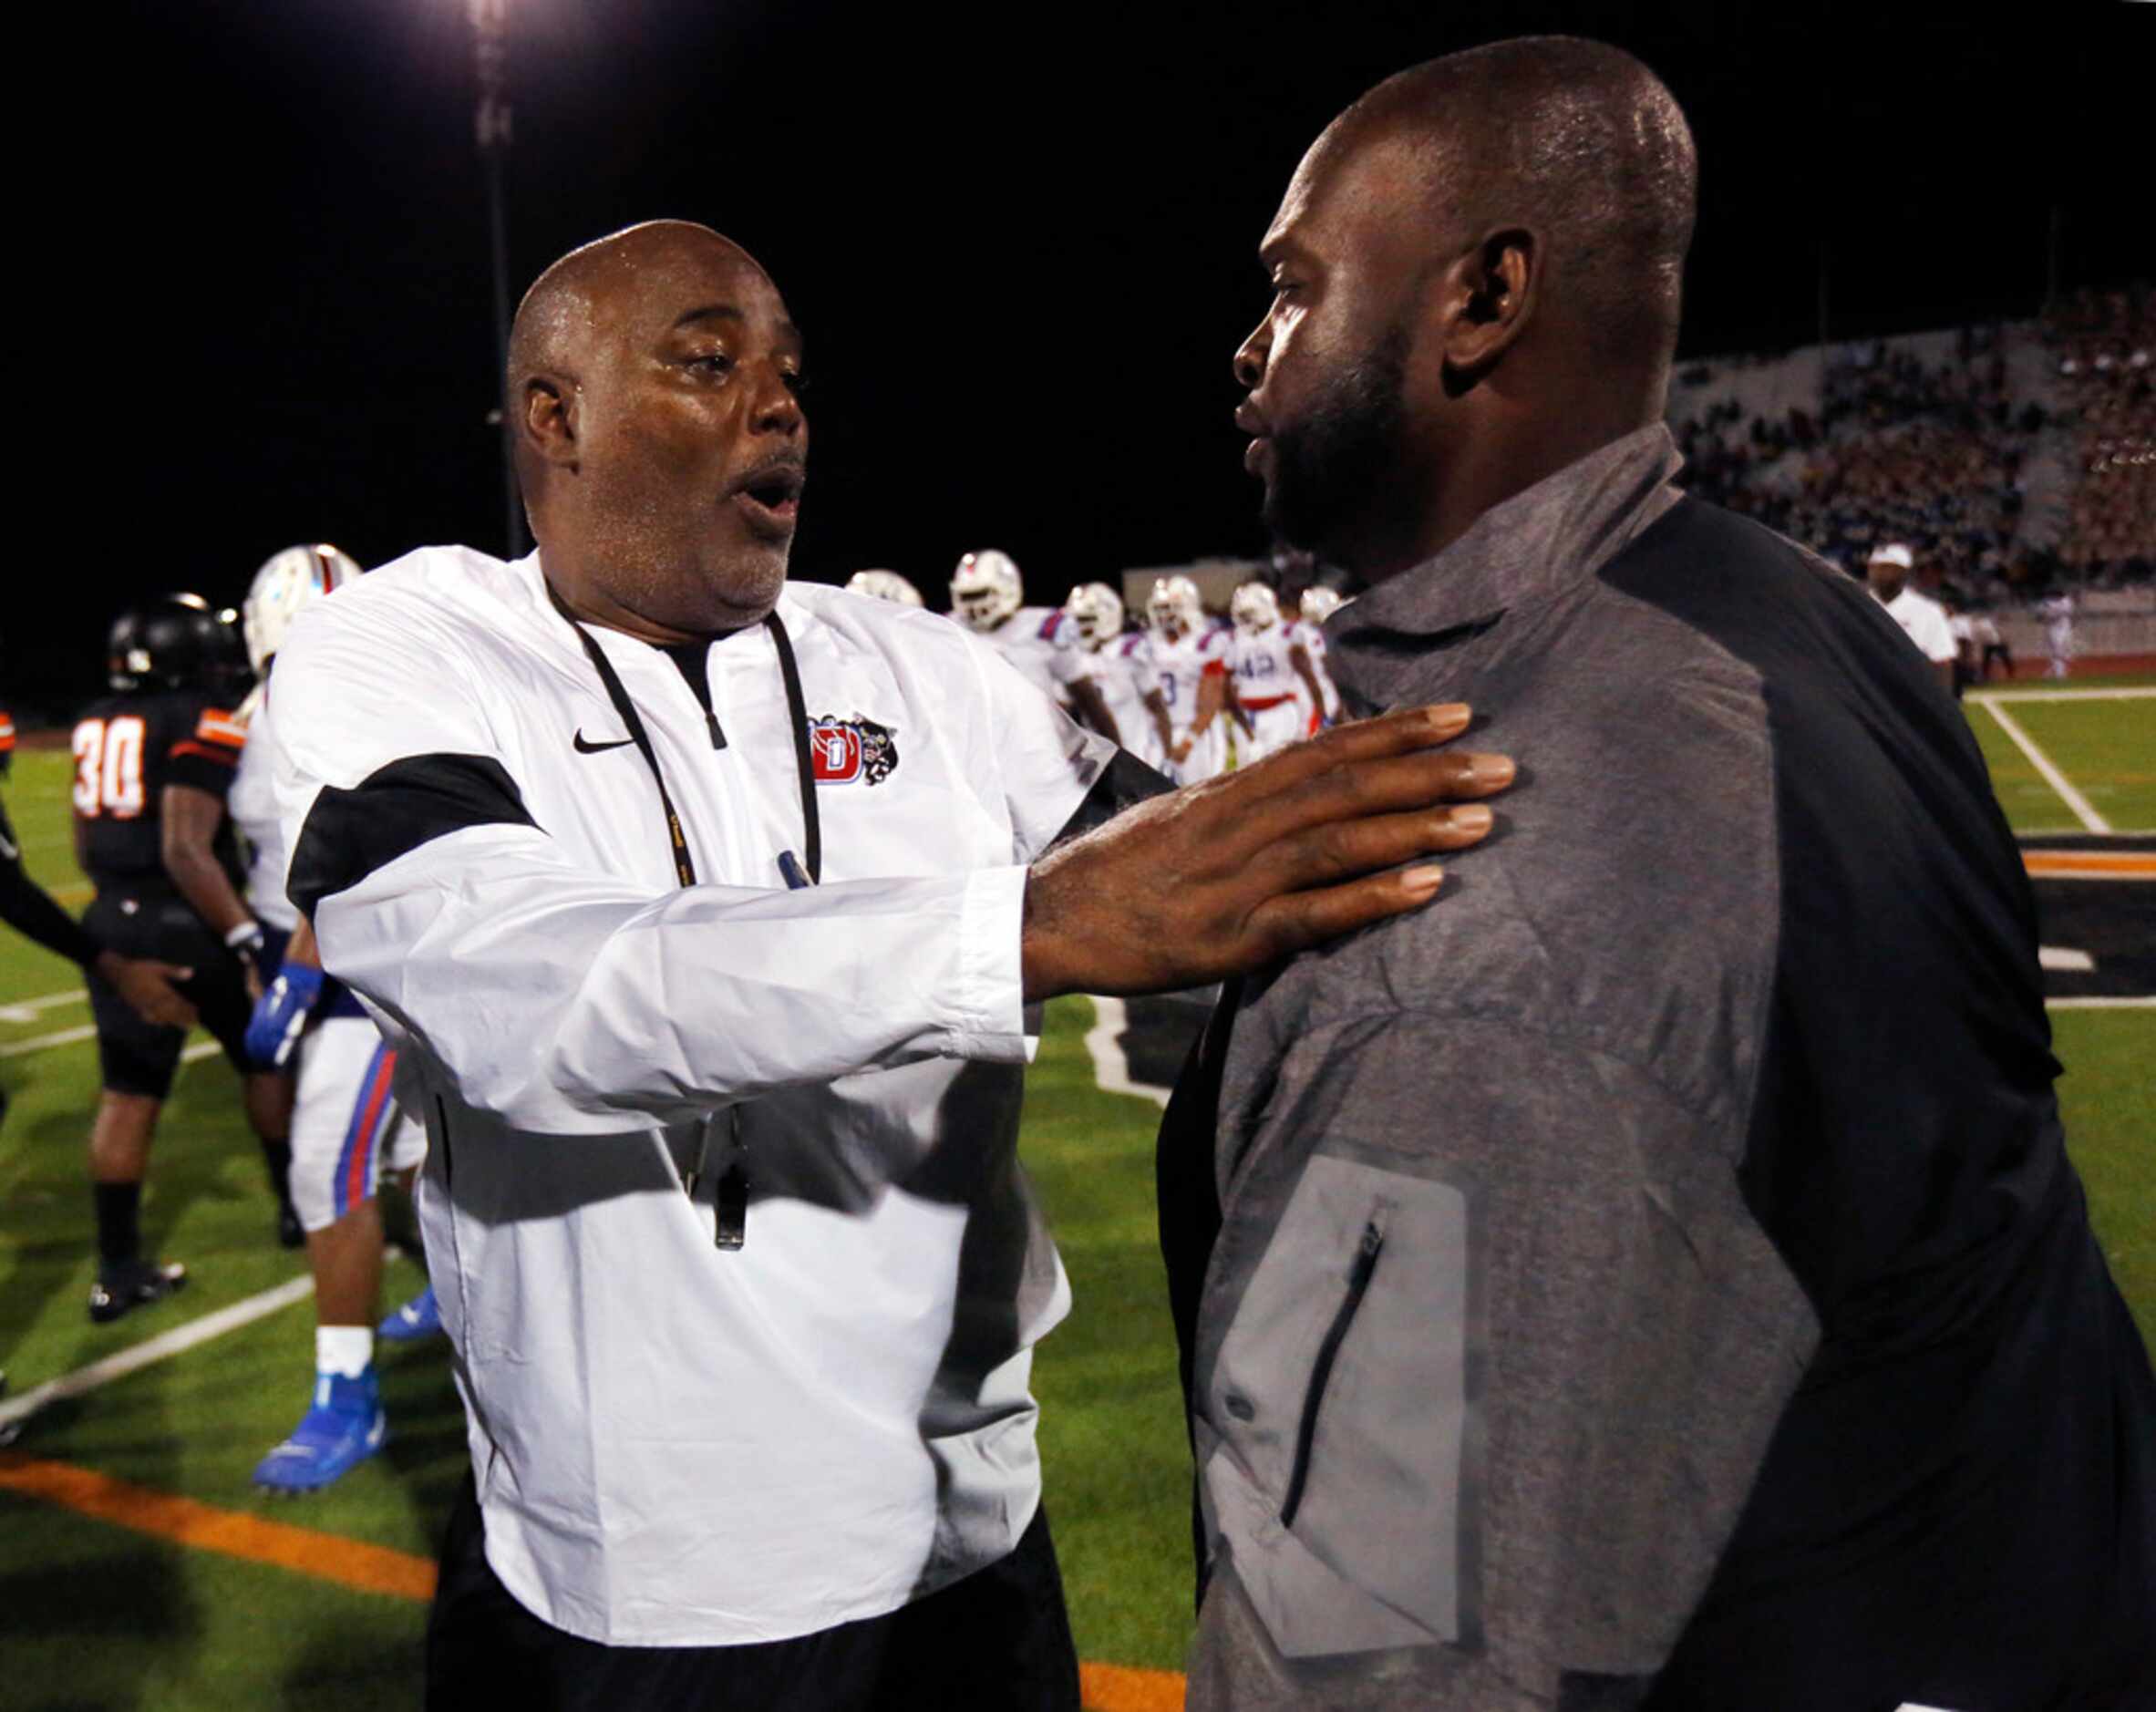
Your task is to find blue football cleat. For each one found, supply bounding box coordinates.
[377,1285,442,1343]
[252,1370,387,1493]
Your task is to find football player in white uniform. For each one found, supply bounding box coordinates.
[231,545,431,1494]
[2040,590,2075,679]
[1225,582,1329,764]
[1146,574,1232,782]
[1063,583,1172,771]
[949,549,1119,738]
[844,569,923,606]
[948,548,1069,696]
[1293,584,1347,728]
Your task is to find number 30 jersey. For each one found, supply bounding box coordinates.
[71,691,247,891]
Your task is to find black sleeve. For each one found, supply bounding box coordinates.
[0,795,99,967]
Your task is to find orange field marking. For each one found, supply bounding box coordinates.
[1079,1662,1188,1711]
[2022,850,2156,879]
[0,1449,437,1601]
[0,1449,1188,1707]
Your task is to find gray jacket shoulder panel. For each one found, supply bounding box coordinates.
[1241,572,1782,1137]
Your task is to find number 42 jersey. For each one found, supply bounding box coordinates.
[71,691,247,891]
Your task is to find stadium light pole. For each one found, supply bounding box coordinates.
[470,0,527,559]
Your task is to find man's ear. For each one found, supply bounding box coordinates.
[1439,227,1539,387]
[521,372,580,471]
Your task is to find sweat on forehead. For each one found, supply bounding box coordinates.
[509,221,771,376]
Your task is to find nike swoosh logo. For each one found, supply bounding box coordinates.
[573,730,634,754]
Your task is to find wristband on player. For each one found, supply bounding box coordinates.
[225,919,268,971]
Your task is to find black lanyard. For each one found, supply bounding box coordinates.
[549,586,822,889]
[547,583,826,1250]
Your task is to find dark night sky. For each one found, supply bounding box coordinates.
[18,0,2145,713]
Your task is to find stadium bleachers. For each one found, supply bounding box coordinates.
[1669,284,2154,641]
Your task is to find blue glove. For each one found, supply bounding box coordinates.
[245,962,325,1069]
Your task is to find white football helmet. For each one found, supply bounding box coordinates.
[1147,574,1204,640]
[845,569,924,607]
[1231,582,1282,634]
[1299,585,1346,625]
[244,543,362,673]
[949,549,1023,631]
[1064,583,1125,649]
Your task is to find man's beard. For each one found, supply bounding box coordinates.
[1262,321,1410,557]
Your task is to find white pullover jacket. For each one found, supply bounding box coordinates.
[272,545,1119,1646]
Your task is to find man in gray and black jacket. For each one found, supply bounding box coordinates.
[1161,36,2155,1711]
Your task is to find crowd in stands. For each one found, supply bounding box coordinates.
[2049,286,2155,581]
[1672,284,2152,608]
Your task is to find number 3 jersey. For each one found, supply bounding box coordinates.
[71,691,246,892]
[1149,623,1230,736]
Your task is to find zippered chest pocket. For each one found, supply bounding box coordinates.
[1279,1214,1384,1532]
[1206,1150,1482,1660]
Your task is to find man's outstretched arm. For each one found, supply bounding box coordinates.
[1025,705,1508,997]
[275,601,1510,1133]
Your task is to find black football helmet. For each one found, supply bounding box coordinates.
[107,593,253,697]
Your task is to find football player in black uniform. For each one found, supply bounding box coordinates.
[2,655,200,1148]
[2,682,190,1416]
[72,595,298,1322]
[2,740,200,1119]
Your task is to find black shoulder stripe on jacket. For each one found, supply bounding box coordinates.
[289,752,537,918]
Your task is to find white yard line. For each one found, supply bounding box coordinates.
[2037,947,2096,972]
[0,989,88,1025]
[2047,996,2156,1010]
[2014,827,2156,839]
[0,1240,407,1435]
[0,1023,96,1059]
[1,1029,224,1062]
[1971,686,2156,704]
[0,1274,315,1430]
[1981,700,2111,834]
[1082,996,1171,1110]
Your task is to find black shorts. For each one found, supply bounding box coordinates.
[82,889,267,1099]
[426,1473,1081,1712]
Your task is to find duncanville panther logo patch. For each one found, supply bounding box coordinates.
[809,715,899,786]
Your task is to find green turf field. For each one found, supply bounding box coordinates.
[2,688,2151,1707]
